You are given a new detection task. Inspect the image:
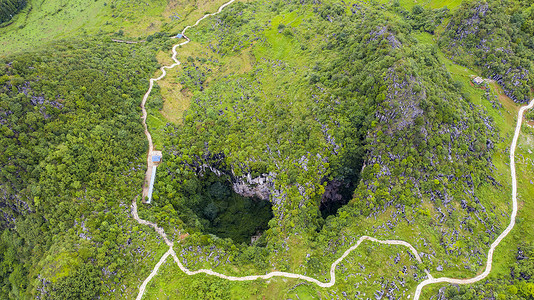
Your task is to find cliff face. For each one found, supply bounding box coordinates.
[183,154,278,202]
[231,172,275,201]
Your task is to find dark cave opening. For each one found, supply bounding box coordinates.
[203,181,273,245]
[319,179,355,219]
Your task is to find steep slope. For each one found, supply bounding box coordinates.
[0,0,26,24]
[439,0,534,102]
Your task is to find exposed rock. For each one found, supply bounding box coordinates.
[232,172,276,201]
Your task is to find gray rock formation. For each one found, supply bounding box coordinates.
[231,172,276,201]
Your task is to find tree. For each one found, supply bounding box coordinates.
[51,263,102,300]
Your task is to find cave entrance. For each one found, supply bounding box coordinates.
[320,143,365,219]
[319,179,354,219]
[196,176,273,245]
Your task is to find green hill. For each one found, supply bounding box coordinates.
[1,0,534,299]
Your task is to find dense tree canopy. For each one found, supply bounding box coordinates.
[0,38,161,298]
[0,0,26,24]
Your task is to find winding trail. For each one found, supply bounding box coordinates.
[139,0,237,202]
[132,0,534,298]
[164,236,431,287]
[135,248,174,300]
[413,99,534,298]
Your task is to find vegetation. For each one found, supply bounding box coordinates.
[134,1,519,298]
[0,0,26,24]
[50,263,102,300]
[0,0,534,298]
[149,0,498,248]
[439,0,534,103]
[0,38,167,298]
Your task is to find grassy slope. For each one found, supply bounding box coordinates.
[0,0,164,55]
[143,4,422,298]
[2,0,530,298]
[377,0,467,10]
[0,0,233,57]
[120,0,534,297]
[144,0,243,125]
[413,23,534,298]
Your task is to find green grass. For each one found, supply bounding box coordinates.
[146,108,167,149]
[377,0,467,10]
[414,31,512,130]
[0,0,168,56]
[144,5,509,296]
[427,0,466,9]
[414,27,534,298]
[142,234,427,300]
[254,11,308,62]
[143,6,533,299]
[3,0,523,297]
[142,256,297,300]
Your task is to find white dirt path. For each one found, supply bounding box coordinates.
[135,248,174,300]
[133,0,534,298]
[165,236,431,287]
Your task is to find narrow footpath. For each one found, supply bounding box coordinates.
[132,0,534,298]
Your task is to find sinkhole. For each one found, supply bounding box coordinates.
[319,152,363,219]
[181,172,273,245]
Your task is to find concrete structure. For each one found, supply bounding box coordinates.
[146,165,158,204]
[152,151,162,165]
[473,76,484,85]
[153,155,162,163]
[146,151,163,204]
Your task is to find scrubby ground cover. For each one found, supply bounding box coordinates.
[412,0,534,298]
[1,0,533,298]
[137,0,534,298]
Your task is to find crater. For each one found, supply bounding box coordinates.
[179,171,273,245]
[203,181,273,245]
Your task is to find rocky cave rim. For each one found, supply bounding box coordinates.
[180,170,275,246]
[172,148,365,242]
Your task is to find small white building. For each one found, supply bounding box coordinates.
[473,77,484,85]
[147,150,163,204]
[151,150,163,165]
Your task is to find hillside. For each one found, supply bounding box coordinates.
[0,0,534,299]
[439,0,534,103]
